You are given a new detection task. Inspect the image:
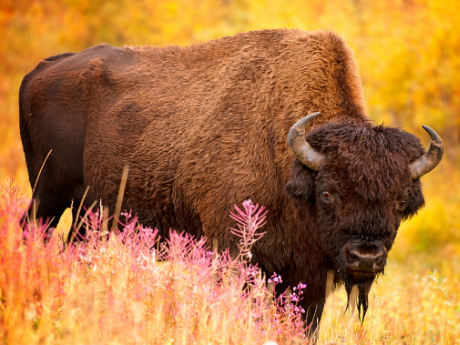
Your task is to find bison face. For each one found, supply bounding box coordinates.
[286,113,443,319]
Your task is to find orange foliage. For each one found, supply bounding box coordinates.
[1,0,459,253]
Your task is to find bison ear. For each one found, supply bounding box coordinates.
[402,180,425,220]
[285,161,316,201]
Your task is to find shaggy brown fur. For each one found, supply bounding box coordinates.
[19,29,431,334]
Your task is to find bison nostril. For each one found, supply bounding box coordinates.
[346,250,360,263]
[345,248,362,269]
[374,254,386,270]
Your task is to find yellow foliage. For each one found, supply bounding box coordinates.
[1,2,460,341]
[1,1,459,255]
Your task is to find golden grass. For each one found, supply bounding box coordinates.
[1,188,309,345]
[320,260,460,344]
[1,180,459,345]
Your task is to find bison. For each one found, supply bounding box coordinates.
[19,29,443,334]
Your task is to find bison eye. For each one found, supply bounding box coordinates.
[396,200,407,211]
[321,191,334,203]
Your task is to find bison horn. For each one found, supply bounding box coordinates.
[288,112,325,171]
[409,125,444,180]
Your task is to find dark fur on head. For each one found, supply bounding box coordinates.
[286,118,426,321]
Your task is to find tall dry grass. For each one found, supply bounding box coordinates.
[0,180,309,345]
[320,262,460,344]
[1,179,459,344]
[1,0,459,258]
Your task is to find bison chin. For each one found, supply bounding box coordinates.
[344,273,380,322]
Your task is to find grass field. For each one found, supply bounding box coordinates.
[1,179,459,345]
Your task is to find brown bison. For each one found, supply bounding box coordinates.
[19,29,443,333]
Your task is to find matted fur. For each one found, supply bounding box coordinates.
[19,29,430,333]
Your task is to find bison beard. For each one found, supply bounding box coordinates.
[18,29,444,336]
[339,247,380,322]
[344,278,374,322]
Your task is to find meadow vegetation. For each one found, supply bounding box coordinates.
[1,181,311,344]
[1,0,460,343]
[1,180,459,344]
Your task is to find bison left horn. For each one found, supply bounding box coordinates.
[288,112,325,171]
[409,125,444,180]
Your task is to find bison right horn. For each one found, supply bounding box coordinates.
[288,112,325,171]
[409,125,444,180]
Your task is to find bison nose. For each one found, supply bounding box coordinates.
[345,245,387,272]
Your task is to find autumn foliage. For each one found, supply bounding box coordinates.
[1,1,460,343]
[1,1,459,256]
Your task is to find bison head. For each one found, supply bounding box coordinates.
[286,113,443,320]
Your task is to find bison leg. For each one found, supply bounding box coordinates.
[22,187,69,242]
[21,156,87,243]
